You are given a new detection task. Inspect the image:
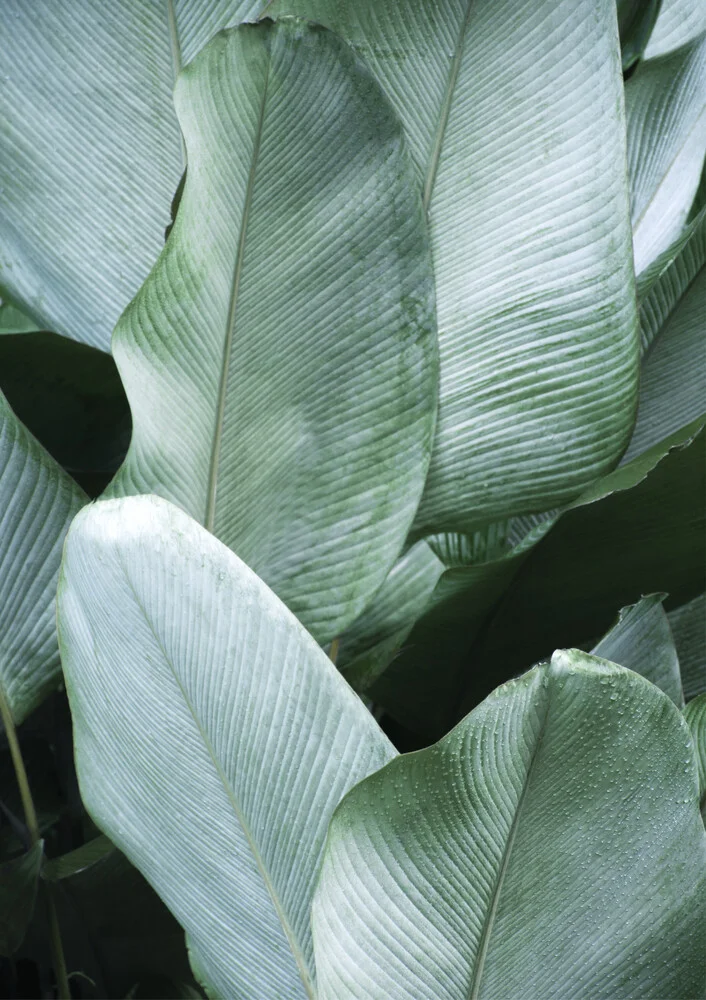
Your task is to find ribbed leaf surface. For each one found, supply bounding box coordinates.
[592,594,684,706]
[0,394,86,724]
[0,0,266,350]
[57,495,395,999]
[684,694,706,817]
[107,21,437,643]
[625,35,706,276]
[272,0,639,533]
[669,595,706,700]
[313,650,706,999]
[644,0,706,58]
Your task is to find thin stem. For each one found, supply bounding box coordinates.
[329,638,340,665]
[0,688,71,998]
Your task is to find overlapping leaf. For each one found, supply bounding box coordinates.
[57,495,395,998]
[106,21,437,643]
[313,650,706,999]
[669,594,706,699]
[0,393,86,724]
[644,0,706,58]
[0,1,267,350]
[272,0,639,533]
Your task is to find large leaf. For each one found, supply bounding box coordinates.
[0,301,40,336]
[57,494,395,999]
[591,594,683,705]
[106,21,437,643]
[0,332,131,496]
[669,594,706,700]
[462,417,706,710]
[644,0,706,59]
[0,394,86,724]
[0,1,267,350]
[625,35,706,276]
[684,695,706,816]
[312,650,706,999]
[624,211,705,460]
[616,0,663,71]
[272,0,639,534]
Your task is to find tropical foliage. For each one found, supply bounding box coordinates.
[0,1,704,997]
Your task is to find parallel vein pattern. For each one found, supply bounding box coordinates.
[313,652,706,999]
[272,0,639,532]
[0,393,86,723]
[107,21,437,643]
[57,495,395,999]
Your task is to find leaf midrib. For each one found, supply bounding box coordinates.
[205,49,272,532]
[468,687,551,999]
[118,556,315,999]
[423,0,475,212]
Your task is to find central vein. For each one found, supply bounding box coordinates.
[423,0,475,212]
[205,56,272,532]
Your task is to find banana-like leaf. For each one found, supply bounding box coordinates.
[271,0,639,534]
[106,21,437,643]
[57,495,395,999]
[0,393,87,724]
[591,594,683,706]
[0,301,40,336]
[625,35,706,276]
[0,1,266,351]
[616,0,663,71]
[312,650,706,999]
[624,211,705,461]
[684,694,706,816]
[462,417,706,710]
[669,595,706,700]
[644,0,706,59]
[0,841,43,956]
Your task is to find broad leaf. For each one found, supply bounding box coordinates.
[462,417,706,709]
[272,0,639,534]
[616,0,663,71]
[591,594,683,705]
[684,694,706,816]
[624,210,705,460]
[0,1,267,350]
[0,301,40,336]
[0,332,131,496]
[625,35,706,275]
[669,594,706,699]
[57,495,395,999]
[0,841,43,956]
[0,393,86,724]
[107,21,437,643]
[313,650,706,999]
[644,0,706,59]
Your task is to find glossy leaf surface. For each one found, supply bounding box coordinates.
[313,651,706,999]
[57,495,395,998]
[272,0,639,533]
[107,21,437,643]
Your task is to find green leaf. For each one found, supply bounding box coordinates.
[0,1,267,350]
[669,594,706,700]
[684,694,706,816]
[625,35,706,276]
[644,0,706,59]
[0,331,131,496]
[271,0,639,533]
[106,20,437,643]
[0,393,86,724]
[616,0,663,71]
[313,651,706,999]
[462,417,706,709]
[0,301,40,335]
[57,494,395,999]
[591,594,683,706]
[624,211,705,461]
[0,841,43,956]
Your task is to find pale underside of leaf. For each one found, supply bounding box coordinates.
[644,0,706,59]
[57,495,395,999]
[313,652,706,999]
[273,0,639,533]
[0,393,86,724]
[0,0,267,349]
[107,20,437,643]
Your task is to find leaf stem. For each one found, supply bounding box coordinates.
[0,688,71,999]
